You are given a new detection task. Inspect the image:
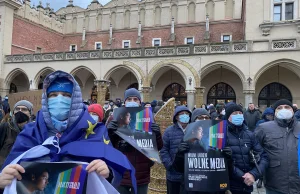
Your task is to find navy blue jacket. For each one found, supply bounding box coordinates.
[256,107,274,127]
[227,122,269,193]
[160,106,191,182]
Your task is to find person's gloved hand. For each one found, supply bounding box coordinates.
[222,147,232,159]
[177,142,190,154]
[107,120,118,133]
[118,140,132,152]
[151,123,161,136]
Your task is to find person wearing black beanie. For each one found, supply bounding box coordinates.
[222,103,269,194]
[256,99,300,194]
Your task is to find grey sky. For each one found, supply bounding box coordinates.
[31,0,111,11]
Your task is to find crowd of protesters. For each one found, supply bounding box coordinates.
[0,70,299,194]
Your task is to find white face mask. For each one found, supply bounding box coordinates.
[90,114,99,122]
[276,109,293,120]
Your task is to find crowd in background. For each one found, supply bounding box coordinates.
[0,71,299,194]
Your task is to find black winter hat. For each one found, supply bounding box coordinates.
[124,88,141,102]
[272,99,293,110]
[225,103,243,120]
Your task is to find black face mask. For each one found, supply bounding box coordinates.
[14,111,30,124]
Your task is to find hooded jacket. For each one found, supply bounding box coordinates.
[1,71,136,190]
[160,106,191,182]
[191,108,210,122]
[256,108,274,127]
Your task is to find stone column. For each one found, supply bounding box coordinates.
[243,90,255,108]
[195,87,205,108]
[95,80,110,105]
[186,90,195,111]
[141,87,152,102]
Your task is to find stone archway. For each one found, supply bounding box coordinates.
[70,66,97,101]
[148,59,200,87]
[5,68,30,93]
[201,61,246,84]
[34,67,55,89]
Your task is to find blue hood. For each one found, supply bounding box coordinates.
[41,71,84,135]
[173,105,191,123]
[262,107,274,120]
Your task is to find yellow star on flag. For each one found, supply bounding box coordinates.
[85,120,97,139]
[103,135,110,145]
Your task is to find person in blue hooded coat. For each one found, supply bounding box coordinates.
[255,107,274,127]
[0,71,136,192]
[160,106,192,194]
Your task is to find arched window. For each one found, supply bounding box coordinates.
[72,17,77,33]
[258,82,292,107]
[97,14,102,30]
[207,82,236,105]
[140,9,145,25]
[9,83,18,93]
[188,3,196,22]
[124,10,130,28]
[171,5,177,23]
[206,0,214,20]
[155,7,161,25]
[163,83,187,104]
[225,0,234,19]
[127,83,139,90]
[111,12,116,28]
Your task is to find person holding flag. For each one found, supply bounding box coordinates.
[107,88,163,194]
[0,71,136,193]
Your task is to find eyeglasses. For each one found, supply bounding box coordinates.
[15,107,29,112]
[197,116,210,120]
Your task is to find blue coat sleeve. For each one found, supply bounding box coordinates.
[160,127,173,170]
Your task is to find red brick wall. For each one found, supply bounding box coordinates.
[63,21,244,51]
[11,17,64,55]
[11,17,244,54]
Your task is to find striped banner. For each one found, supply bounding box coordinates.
[209,121,227,150]
[55,164,88,194]
[135,108,153,133]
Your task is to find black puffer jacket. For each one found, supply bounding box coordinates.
[226,122,269,193]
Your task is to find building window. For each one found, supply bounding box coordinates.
[185,37,194,44]
[95,42,102,50]
[122,40,130,48]
[36,47,42,53]
[152,38,161,47]
[273,0,296,21]
[221,35,232,42]
[70,44,77,51]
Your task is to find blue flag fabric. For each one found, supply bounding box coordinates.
[1,107,137,193]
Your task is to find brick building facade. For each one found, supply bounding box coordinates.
[1,0,300,110]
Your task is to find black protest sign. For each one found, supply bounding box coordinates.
[184,120,229,192]
[113,107,161,163]
[17,162,88,194]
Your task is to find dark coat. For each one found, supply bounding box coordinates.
[256,107,274,127]
[243,109,261,131]
[255,118,300,194]
[160,106,191,182]
[226,122,269,193]
[108,122,163,186]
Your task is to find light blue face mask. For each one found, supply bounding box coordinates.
[48,94,71,121]
[90,114,99,122]
[231,114,244,126]
[179,114,190,123]
[125,101,139,107]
